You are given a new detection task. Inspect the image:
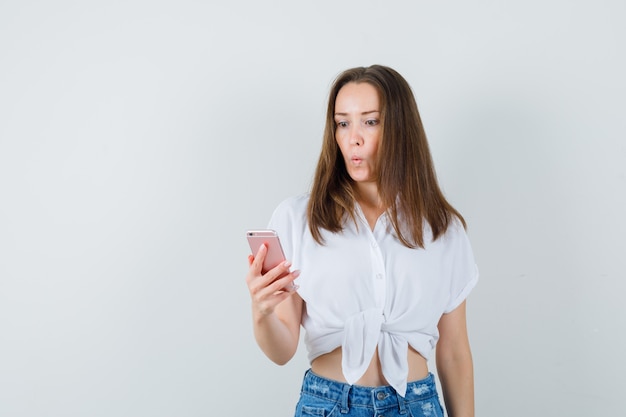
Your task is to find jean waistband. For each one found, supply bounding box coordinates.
[301,369,438,410]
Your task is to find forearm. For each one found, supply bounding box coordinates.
[253,311,299,365]
[436,350,474,417]
[246,248,302,365]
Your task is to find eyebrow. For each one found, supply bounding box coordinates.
[334,110,380,117]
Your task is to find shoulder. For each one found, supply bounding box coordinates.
[268,193,310,230]
[450,216,468,236]
[267,194,311,259]
[273,193,309,216]
[428,215,474,260]
[440,215,469,241]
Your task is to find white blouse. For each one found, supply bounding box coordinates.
[267,194,479,397]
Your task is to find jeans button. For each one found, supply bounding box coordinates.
[376,392,386,400]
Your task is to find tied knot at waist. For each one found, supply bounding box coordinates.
[341,308,410,397]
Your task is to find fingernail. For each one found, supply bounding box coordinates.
[283,261,292,268]
[292,270,301,278]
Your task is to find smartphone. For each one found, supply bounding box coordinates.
[246,229,286,274]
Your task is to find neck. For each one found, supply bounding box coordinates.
[354,184,385,230]
[354,182,381,208]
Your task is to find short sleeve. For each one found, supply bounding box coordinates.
[444,221,479,313]
[265,194,309,266]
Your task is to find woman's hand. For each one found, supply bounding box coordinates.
[246,243,300,318]
[245,243,303,364]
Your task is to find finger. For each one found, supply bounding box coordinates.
[250,265,294,295]
[259,260,292,286]
[246,251,265,286]
[250,243,267,273]
[256,242,267,258]
[266,269,300,293]
[249,258,295,294]
[249,269,300,316]
[254,274,299,307]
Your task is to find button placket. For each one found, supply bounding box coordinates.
[370,242,386,308]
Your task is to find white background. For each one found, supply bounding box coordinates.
[1,1,625,416]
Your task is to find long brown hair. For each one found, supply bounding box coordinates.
[307,65,465,248]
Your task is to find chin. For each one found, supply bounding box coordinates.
[350,175,374,184]
[348,170,371,182]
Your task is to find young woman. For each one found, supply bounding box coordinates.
[246,65,478,417]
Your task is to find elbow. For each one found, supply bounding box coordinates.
[262,343,298,366]
[268,351,295,366]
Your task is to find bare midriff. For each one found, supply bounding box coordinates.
[310,346,429,386]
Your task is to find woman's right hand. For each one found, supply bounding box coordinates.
[245,243,300,318]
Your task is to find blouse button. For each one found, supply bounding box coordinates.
[376,273,383,280]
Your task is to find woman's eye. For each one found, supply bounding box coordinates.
[365,119,379,126]
[336,121,348,128]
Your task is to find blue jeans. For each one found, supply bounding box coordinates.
[294,369,444,417]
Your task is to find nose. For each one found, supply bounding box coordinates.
[349,125,362,146]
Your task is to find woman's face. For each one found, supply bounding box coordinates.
[334,82,382,185]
